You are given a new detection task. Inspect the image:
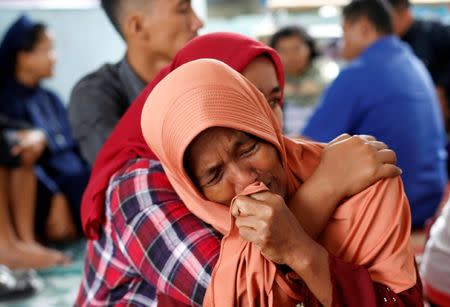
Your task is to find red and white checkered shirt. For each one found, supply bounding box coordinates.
[76,158,221,306]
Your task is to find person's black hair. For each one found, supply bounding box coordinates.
[101,0,151,38]
[269,25,319,62]
[1,23,46,84]
[101,0,124,37]
[342,0,394,35]
[386,0,411,10]
[20,23,46,52]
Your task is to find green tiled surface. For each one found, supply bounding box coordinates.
[0,240,86,307]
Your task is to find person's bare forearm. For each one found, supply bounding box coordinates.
[286,238,333,306]
[288,172,342,239]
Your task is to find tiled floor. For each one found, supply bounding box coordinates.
[0,240,86,307]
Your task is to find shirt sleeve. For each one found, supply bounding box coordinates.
[301,70,360,142]
[0,113,31,130]
[329,255,423,306]
[108,161,221,306]
[68,75,126,166]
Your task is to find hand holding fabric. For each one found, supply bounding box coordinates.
[232,190,312,266]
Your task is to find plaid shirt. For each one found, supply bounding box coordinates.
[76,158,221,306]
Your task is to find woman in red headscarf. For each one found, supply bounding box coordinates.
[142,59,421,306]
[76,33,404,306]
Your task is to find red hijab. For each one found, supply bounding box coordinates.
[81,32,285,239]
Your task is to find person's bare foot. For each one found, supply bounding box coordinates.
[0,241,70,270]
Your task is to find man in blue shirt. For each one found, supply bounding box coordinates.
[388,0,450,130]
[302,0,447,228]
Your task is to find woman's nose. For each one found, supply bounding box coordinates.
[190,10,204,32]
[230,165,258,195]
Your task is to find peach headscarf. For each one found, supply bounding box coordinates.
[141,59,416,305]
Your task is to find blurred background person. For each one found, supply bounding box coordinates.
[0,15,90,247]
[0,114,69,269]
[420,200,450,306]
[388,0,450,175]
[302,0,447,229]
[68,0,204,166]
[388,0,450,126]
[269,25,335,136]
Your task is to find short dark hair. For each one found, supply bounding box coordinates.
[269,26,319,62]
[386,0,411,10]
[101,0,124,36]
[343,0,394,35]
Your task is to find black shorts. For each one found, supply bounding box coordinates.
[0,134,20,167]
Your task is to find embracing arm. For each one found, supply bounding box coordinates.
[288,134,401,239]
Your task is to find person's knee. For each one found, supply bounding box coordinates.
[46,222,77,242]
[0,166,10,179]
[10,164,35,178]
[46,194,78,242]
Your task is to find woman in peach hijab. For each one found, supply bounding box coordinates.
[77,33,404,307]
[141,59,423,306]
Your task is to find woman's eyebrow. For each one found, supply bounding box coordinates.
[259,86,281,97]
[199,163,222,181]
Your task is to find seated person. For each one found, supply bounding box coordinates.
[141,58,421,306]
[388,0,450,130]
[77,33,403,306]
[269,25,336,135]
[68,0,204,166]
[0,15,90,241]
[0,115,68,269]
[302,0,447,229]
[420,200,450,306]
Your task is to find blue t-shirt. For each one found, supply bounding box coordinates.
[303,36,447,228]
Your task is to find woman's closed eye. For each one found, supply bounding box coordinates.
[239,141,259,158]
[203,167,223,187]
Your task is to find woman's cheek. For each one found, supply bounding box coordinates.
[255,146,279,170]
[203,182,235,206]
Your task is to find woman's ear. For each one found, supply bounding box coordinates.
[359,17,372,36]
[123,13,150,42]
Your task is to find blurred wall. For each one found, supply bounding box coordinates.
[1,2,448,103]
[0,9,124,102]
[0,0,208,103]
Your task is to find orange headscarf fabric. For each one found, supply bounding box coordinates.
[141,59,416,306]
